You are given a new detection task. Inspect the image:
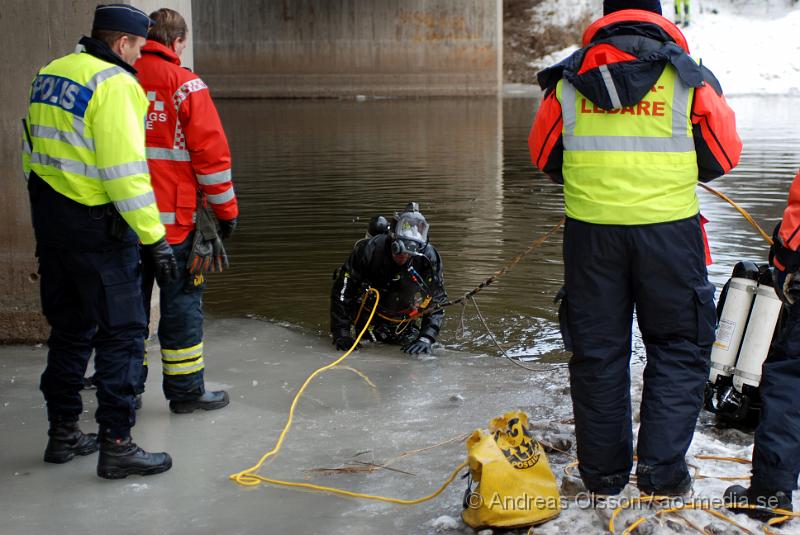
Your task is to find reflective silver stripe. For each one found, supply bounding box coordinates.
[207,187,235,205]
[672,80,691,138]
[114,191,156,213]
[159,211,197,225]
[30,152,100,178]
[562,81,577,136]
[564,135,695,152]
[599,65,622,110]
[22,137,31,155]
[86,66,126,91]
[197,169,232,185]
[31,151,150,181]
[561,77,695,153]
[100,161,149,180]
[733,368,761,383]
[146,147,191,161]
[31,125,95,151]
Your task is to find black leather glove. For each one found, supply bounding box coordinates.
[147,237,178,286]
[334,336,360,351]
[403,336,433,355]
[218,218,237,240]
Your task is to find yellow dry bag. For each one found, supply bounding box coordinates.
[461,411,561,529]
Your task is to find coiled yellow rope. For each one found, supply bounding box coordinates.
[603,455,800,534]
[229,287,468,504]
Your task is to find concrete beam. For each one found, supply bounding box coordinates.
[193,0,502,97]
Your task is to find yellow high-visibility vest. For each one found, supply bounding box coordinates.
[557,65,699,225]
[22,49,164,245]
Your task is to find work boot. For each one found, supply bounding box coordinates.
[724,484,793,522]
[43,422,98,464]
[97,436,172,479]
[169,390,229,414]
[638,472,693,497]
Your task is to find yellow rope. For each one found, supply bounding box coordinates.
[617,501,800,535]
[598,455,800,534]
[229,287,468,504]
[698,182,773,245]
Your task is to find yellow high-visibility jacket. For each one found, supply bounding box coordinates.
[22,47,165,245]
[556,66,699,224]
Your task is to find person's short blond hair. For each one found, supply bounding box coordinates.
[147,8,188,46]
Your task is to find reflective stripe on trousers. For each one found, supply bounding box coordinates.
[161,341,204,376]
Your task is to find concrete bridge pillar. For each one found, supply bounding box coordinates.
[0,0,191,342]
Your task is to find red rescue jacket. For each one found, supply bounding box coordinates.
[772,170,800,272]
[135,40,237,245]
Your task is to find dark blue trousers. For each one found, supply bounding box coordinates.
[752,297,800,493]
[140,235,206,401]
[562,215,716,494]
[29,173,145,439]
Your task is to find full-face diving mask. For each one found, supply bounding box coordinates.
[390,203,429,256]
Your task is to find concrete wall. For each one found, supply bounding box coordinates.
[192,0,503,97]
[0,1,95,342]
[0,1,191,343]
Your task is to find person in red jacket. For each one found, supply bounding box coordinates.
[723,170,800,520]
[134,8,238,413]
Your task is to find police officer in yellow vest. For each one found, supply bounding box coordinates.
[23,4,177,479]
[529,0,742,497]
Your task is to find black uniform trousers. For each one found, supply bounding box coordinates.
[29,172,146,439]
[752,298,800,493]
[562,215,716,494]
[139,235,206,400]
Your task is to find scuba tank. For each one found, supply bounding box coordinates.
[708,261,759,388]
[707,265,783,425]
[732,268,782,393]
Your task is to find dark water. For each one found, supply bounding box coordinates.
[205,96,800,360]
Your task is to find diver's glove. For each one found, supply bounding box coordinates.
[403,336,433,355]
[334,336,360,352]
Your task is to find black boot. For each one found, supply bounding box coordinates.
[43,422,98,464]
[97,436,172,479]
[169,390,229,414]
[638,471,693,497]
[725,484,793,522]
